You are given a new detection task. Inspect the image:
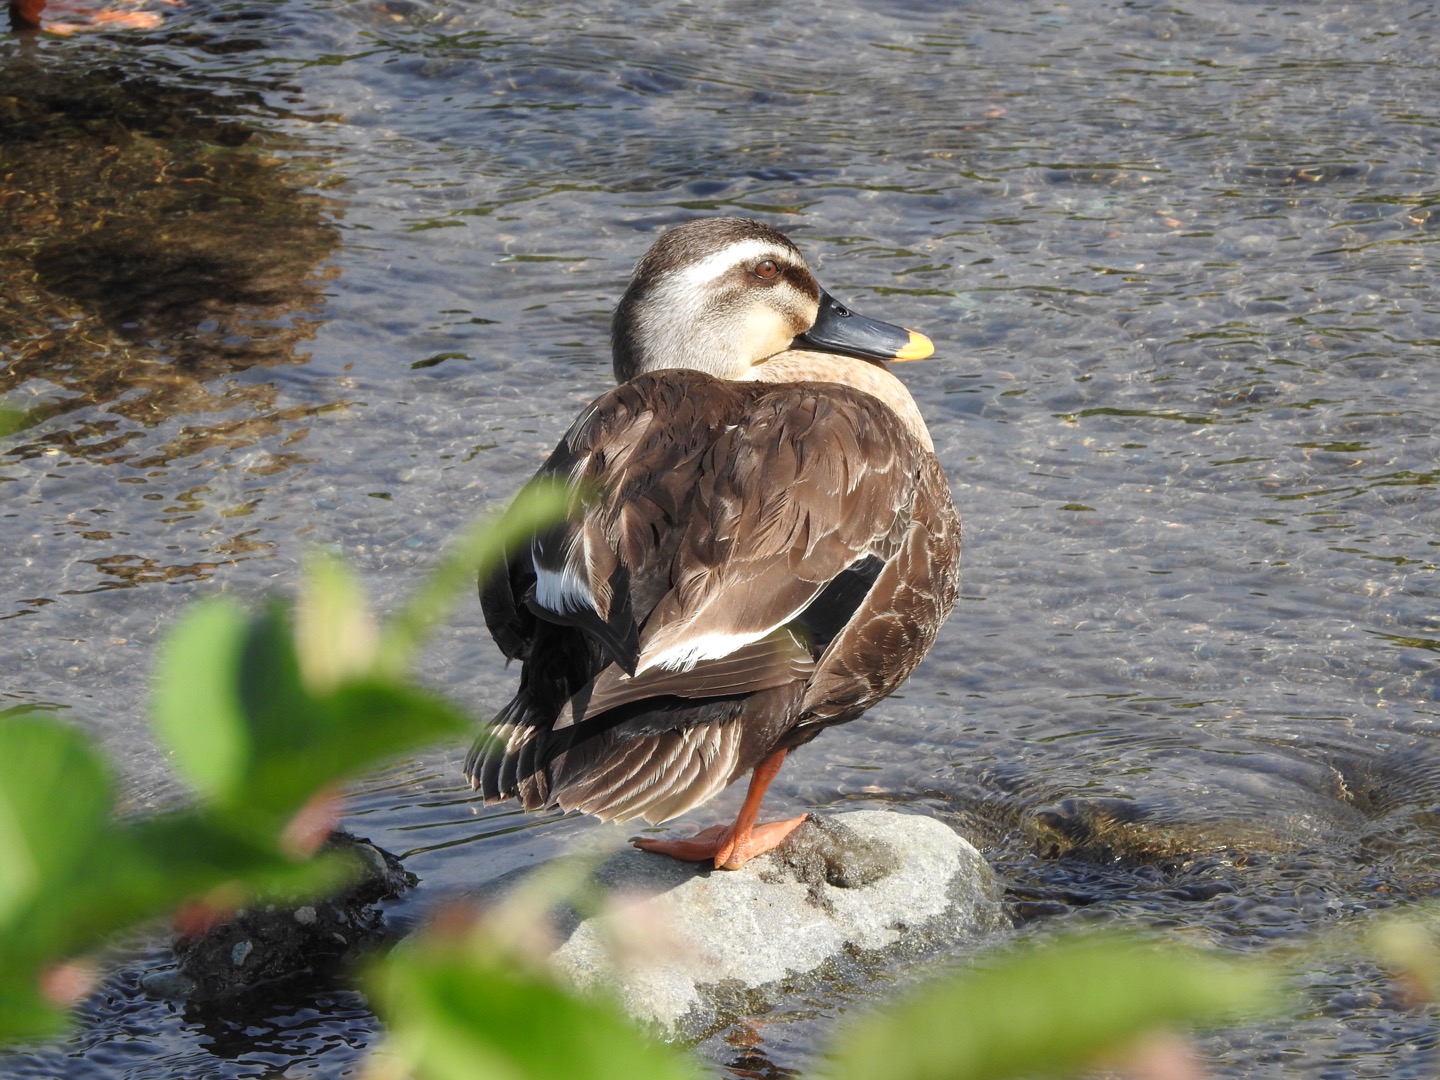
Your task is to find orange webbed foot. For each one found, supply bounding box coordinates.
[633,813,808,870]
[633,824,730,863]
[15,0,177,34]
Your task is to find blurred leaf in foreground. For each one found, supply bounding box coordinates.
[0,718,111,928]
[823,931,1277,1080]
[0,720,114,1041]
[378,478,571,674]
[370,927,703,1080]
[1370,915,1440,1005]
[152,598,256,805]
[1,494,572,1048]
[152,491,568,822]
[0,720,355,1044]
[296,553,381,693]
[153,598,470,824]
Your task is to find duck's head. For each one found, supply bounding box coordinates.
[611,217,933,382]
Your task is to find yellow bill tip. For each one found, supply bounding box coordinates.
[892,330,934,361]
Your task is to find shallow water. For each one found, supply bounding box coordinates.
[3,0,1439,1075]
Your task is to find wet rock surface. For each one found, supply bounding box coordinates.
[467,810,1008,1038]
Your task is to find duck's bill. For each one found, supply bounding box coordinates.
[796,290,934,362]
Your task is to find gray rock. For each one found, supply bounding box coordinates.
[473,810,1007,1037]
[147,831,416,1002]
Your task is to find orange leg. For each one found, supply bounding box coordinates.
[10,0,45,26]
[633,747,808,870]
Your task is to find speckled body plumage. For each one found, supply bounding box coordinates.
[465,218,960,865]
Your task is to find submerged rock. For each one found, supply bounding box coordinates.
[143,831,414,1002]
[468,810,1007,1037]
[1027,795,1339,863]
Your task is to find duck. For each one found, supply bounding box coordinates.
[465,217,960,869]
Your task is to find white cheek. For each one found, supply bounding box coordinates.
[644,283,712,351]
[740,306,801,372]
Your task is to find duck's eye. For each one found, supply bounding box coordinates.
[753,259,779,281]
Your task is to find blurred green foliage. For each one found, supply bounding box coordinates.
[826,932,1274,1080]
[372,931,702,1080]
[0,484,566,1044]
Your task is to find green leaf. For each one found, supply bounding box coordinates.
[158,586,473,823]
[153,599,254,801]
[242,679,471,818]
[0,967,69,1044]
[295,553,380,694]
[112,811,358,914]
[379,480,570,674]
[0,808,359,1044]
[1369,916,1440,1002]
[823,931,1277,1080]
[3,808,354,959]
[371,942,703,1080]
[0,718,112,927]
[227,601,328,816]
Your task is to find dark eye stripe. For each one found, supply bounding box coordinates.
[777,262,819,301]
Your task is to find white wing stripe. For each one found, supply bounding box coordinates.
[531,536,596,616]
[636,612,802,675]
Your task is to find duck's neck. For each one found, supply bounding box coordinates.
[744,350,935,453]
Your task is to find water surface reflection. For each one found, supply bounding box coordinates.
[2,1,1439,1076]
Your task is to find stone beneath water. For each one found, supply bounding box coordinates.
[478,810,1007,1037]
[141,831,414,1002]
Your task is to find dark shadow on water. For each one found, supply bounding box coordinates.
[0,47,340,461]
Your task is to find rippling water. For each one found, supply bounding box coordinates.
[3,0,1439,1075]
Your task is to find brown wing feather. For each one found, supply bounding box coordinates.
[469,370,958,823]
[632,388,920,670]
[797,452,961,729]
[556,629,814,728]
